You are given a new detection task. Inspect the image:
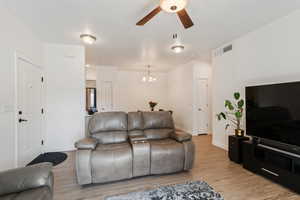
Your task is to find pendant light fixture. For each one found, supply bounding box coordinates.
[171,34,184,53]
[142,65,157,82]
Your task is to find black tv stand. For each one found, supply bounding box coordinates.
[243,140,300,193]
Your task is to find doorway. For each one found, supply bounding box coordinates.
[16,55,43,167]
[99,81,113,112]
[195,78,209,135]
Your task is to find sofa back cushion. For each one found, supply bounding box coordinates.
[144,129,174,140]
[143,111,174,129]
[128,112,144,136]
[89,112,128,144]
[128,112,143,130]
[143,112,175,139]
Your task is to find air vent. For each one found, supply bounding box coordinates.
[223,44,232,53]
[213,44,233,57]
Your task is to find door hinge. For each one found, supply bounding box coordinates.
[41,76,44,82]
[41,108,44,114]
[41,140,44,145]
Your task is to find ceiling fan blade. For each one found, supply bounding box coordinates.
[177,9,194,29]
[136,6,162,26]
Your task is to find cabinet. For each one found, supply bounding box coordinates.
[228,135,249,163]
[243,140,300,193]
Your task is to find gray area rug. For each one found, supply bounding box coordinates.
[105,181,224,200]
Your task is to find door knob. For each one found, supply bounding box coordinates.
[19,118,28,123]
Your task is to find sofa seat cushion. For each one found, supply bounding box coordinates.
[144,129,174,140]
[149,139,185,174]
[91,143,132,183]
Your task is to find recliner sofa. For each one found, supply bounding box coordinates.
[75,111,195,185]
[0,163,54,200]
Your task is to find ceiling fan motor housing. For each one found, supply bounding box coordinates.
[160,0,188,13]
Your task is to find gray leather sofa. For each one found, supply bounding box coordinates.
[75,111,195,185]
[0,163,54,200]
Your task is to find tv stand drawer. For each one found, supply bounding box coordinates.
[260,167,279,177]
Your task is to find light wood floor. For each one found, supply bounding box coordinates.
[52,135,300,200]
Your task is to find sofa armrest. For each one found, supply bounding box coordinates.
[171,132,192,142]
[75,137,98,150]
[129,135,148,144]
[0,163,53,196]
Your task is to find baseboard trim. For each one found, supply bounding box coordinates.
[212,140,228,151]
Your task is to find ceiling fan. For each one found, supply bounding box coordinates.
[136,0,194,29]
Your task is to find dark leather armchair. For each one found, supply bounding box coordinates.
[75,111,195,185]
[0,163,54,200]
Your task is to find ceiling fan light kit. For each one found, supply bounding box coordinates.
[136,0,194,29]
[80,34,97,45]
[159,0,188,13]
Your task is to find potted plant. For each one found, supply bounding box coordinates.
[149,101,158,111]
[217,92,245,137]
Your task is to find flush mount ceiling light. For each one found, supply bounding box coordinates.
[159,0,188,13]
[142,65,157,82]
[85,64,91,68]
[171,34,184,53]
[80,34,96,45]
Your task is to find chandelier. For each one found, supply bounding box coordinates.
[142,65,157,82]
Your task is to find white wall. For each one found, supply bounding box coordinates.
[0,4,43,171]
[86,67,96,80]
[168,63,194,133]
[212,9,300,150]
[168,62,212,134]
[44,44,85,152]
[95,66,169,112]
[115,70,168,112]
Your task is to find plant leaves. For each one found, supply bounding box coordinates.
[220,112,226,120]
[225,124,230,130]
[225,100,230,107]
[237,99,244,108]
[235,111,242,119]
[225,100,234,110]
[234,92,240,100]
[217,112,226,120]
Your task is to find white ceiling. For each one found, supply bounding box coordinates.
[2,0,300,71]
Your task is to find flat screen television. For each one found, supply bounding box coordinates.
[246,81,300,147]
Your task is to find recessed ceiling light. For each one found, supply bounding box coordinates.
[171,45,185,53]
[160,0,188,13]
[80,34,97,45]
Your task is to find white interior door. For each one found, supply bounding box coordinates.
[195,79,209,135]
[99,81,113,112]
[17,58,43,167]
